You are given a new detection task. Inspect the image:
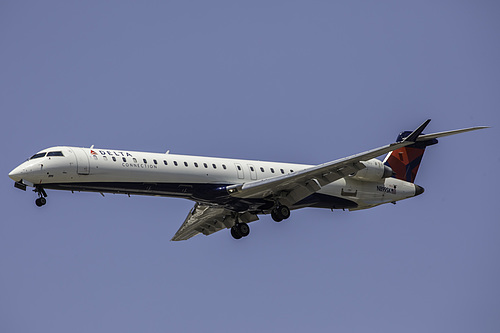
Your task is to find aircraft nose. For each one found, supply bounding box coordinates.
[8,166,23,182]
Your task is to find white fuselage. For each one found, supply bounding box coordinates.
[9,121,484,241]
[9,146,419,212]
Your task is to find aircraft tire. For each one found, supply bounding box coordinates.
[35,197,46,207]
[271,209,283,222]
[231,226,243,239]
[237,223,250,237]
[277,205,290,220]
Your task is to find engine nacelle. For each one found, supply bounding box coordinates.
[350,159,394,181]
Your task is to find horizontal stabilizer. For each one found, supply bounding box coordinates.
[417,126,489,141]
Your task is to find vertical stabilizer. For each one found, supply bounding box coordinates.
[383,131,438,183]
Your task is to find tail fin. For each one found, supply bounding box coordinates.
[384,123,488,183]
[383,131,438,183]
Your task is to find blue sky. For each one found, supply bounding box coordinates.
[1,1,499,332]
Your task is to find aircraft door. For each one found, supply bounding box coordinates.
[71,148,90,175]
[247,164,257,180]
[235,163,244,179]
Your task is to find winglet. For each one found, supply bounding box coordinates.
[402,119,431,143]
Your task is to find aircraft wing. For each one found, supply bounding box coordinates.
[226,121,486,206]
[171,203,259,241]
[226,140,411,204]
[172,121,486,241]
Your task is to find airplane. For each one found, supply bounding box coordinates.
[8,120,487,241]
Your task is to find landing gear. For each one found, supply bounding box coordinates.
[34,186,47,207]
[35,197,46,207]
[271,205,290,222]
[231,223,250,239]
[271,209,283,222]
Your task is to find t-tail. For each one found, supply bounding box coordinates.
[383,121,488,183]
[383,132,437,183]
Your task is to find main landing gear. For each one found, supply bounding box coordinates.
[34,186,47,207]
[231,223,250,239]
[229,205,291,240]
[271,205,290,222]
[231,223,250,240]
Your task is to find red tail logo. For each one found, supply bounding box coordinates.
[385,147,425,183]
[384,131,438,183]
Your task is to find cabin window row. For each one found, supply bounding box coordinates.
[96,155,228,170]
[250,166,290,174]
[93,155,294,173]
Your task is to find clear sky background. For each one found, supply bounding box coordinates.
[1,1,499,332]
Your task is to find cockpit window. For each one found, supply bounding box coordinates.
[47,151,64,157]
[30,152,46,160]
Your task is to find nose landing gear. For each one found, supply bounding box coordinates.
[35,197,46,207]
[34,186,47,207]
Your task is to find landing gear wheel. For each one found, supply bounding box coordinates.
[231,223,250,239]
[35,197,46,207]
[277,205,290,220]
[271,205,290,222]
[231,226,243,239]
[271,209,283,222]
[237,223,250,237]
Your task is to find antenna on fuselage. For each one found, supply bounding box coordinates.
[165,150,170,154]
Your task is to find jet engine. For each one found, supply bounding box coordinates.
[350,159,394,181]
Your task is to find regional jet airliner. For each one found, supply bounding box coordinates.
[8,120,486,241]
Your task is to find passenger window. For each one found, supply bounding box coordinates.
[237,165,241,171]
[270,168,275,173]
[154,159,158,164]
[163,160,168,165]
[112,157,116,162]
[133,158,137,163]
[212,164,217,169]
[290,169,294,173]
[194,162,199,167]
[143,159,148,163]
[260,167,265,172]
[250,166,254,172]
[174,161,178,166]
[280,169,285,174]
[204,163,208,168]
[93,155,98,160]
[184,162,188,167]
[122,157,127,162]
[222,164,227,170]
[103,156,108,161]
